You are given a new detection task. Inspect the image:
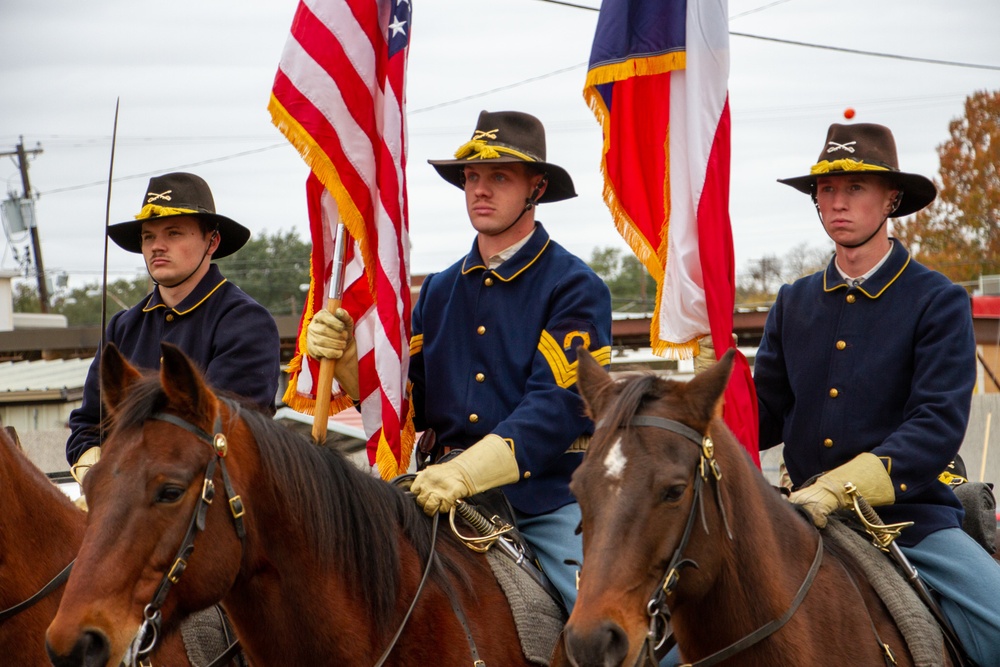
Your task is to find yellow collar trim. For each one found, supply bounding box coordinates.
[135,204,200,220]
[810,159,890,175]
[142,277,228,315]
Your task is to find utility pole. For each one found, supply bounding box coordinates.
[1,137,47,312]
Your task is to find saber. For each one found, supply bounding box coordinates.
[99,98,120,442]
[846,484,968,665]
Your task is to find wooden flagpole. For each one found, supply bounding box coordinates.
[311,222,349,445]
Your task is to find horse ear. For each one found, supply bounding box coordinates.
[684,348,735,424]
[101,343,143,411]
[159,342,218,418]
[576,346,615,418]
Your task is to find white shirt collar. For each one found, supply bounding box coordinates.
[487,228,536,269]
[836,240,894,286]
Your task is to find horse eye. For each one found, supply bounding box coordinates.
[155,485,186,504]
[660,484,686,504]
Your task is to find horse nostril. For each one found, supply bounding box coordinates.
[46,629,111,667]
[564,621,630,667]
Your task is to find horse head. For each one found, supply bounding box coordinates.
[46,343,249,667]
[557,349,736,667]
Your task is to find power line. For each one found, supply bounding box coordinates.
[730,32,1000,71]
[38,143,289,196]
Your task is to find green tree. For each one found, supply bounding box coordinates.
[14,276,152,325]
[894,89,1000,284]
[54,277,152,326]
[587,246,655,312]
[214,228,311,315]
[12,281,41,313]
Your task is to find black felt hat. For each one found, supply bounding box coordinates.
[428,110,577,203]
[778,123,936,217]
[107,172,251,258]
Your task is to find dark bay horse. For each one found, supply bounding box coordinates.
[46,343,531,666]
[0,427,192,666]
[553,350,950,667]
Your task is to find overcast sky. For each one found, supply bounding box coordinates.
[2,0,999,293]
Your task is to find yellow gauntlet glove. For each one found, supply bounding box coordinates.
[306,308,360,400]
[70,446,101,485]
[788,452,895,528]
[410,434,520,516]
[70,446,101,513]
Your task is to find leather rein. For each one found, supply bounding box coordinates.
[619,415,824,667]
[0,560,74,623]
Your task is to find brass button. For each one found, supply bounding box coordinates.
[823,438,834,448]
[477,325,486,335]
[469,414,479,423]
[829,388,839,398]
[165,313,175,322]
[900,483,908,492]
[836,340,846,350]
[523,471,531,479]
[846,294,856,304]
[475,373,485,382]
[484,277,494,286]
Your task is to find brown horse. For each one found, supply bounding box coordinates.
[553,350,951,667]
[46,343,532,666]
[0,427,195,666]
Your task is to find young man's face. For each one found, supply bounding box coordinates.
[463,163,544,237]
[140,216,217,286]
[815,174,898,249]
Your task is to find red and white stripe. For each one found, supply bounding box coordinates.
[269,0,414,478]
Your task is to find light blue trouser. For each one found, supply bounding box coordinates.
[900,528,1000,666]
[514,501,583,614]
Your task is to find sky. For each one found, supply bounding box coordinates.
[2,0,999,295]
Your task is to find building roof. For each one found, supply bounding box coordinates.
[0,356,91,403]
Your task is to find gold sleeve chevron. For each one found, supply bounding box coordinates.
[538,330,612,388]
[409,333,424,357]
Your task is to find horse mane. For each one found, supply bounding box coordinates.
[109,376,445,639]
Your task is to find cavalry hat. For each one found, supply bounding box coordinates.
[428,110,577,203]
[778,123,936,217]
[107,172,251,258]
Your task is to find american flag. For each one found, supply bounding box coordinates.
[584,0,759,462]
[269,0,415,478]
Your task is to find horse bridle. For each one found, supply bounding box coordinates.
[615,415,824,667]
[124,410,246,667]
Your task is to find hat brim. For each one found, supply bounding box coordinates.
[778,171,936,217]
[428,157,577,203]
[107,212,251,259]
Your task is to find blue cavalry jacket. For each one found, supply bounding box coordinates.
[66,264,280,464]
[755,241,975,546]
[410,224,613,515]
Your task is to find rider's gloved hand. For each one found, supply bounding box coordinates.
[410,434,519,516]
[70,446,101,513]
[306,308,360,400]
[788,452,895,528]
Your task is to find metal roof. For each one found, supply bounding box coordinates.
[0,356,91,401]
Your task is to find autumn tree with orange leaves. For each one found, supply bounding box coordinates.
[893,89,1000,286]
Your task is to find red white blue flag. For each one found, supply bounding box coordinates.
[269,0,415,478]
[584,0,759,462]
